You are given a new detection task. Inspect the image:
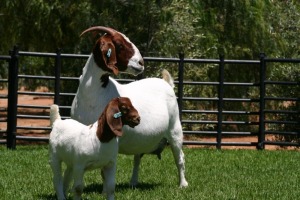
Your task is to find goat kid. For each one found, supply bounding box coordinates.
[49,97,140,200]
[71,26,188,188]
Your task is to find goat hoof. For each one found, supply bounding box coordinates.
[179,181,188,188]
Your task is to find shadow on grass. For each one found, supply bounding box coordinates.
[38,182,160,199]
[37,193,58,200]
[85,182,161,194]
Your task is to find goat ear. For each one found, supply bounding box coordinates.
[100,38,118,75]
[106,100,123,137]
[93,37,119,75]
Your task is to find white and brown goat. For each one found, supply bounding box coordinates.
[71,26,188,188]
[49,97,140,200]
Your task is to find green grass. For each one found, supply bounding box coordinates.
[1,145,300,200]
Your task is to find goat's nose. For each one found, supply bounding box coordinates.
[139,59,144,67]
[136,116,141,123]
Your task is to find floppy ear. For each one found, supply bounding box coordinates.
[105,100,123,137]
[93,36,118,75]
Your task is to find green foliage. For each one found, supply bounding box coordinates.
[0,0,92,53]
[272,103,300,145]
[267,62,300,143]
[1,0,299,57]
[0,60,8,89]
[1,146,300,199]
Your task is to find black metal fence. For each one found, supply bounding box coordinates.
[0,46,299,149]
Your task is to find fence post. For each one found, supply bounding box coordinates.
[54,49,61,105]
[178,53,184,121]
[217,55,225,149]
[257,53,266,150]
[7,46,19,149]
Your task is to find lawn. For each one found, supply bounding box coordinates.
[0,145,299,200]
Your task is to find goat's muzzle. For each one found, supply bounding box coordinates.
[126,115,140,128]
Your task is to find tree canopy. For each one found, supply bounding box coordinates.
[1,0,299,58]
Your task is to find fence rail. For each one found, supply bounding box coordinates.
[0,46,299,149]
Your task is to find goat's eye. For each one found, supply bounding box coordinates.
[116,43,123,51]
[121,106,128,113]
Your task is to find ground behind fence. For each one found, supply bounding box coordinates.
[0,48,299,149]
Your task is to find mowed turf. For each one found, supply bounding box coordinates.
[0,145,299,199]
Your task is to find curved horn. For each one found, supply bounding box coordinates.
[80,26,117,37]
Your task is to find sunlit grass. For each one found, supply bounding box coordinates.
[1,145,300,199]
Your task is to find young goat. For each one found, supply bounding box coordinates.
[71,26,188,188]
[49,97,140,200]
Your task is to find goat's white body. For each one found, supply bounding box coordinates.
[73,77,176,154]
[49,108,118,200]
[50,120,118,169]
[71,54,188,187]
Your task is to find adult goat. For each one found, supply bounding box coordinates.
[71,26,188,188]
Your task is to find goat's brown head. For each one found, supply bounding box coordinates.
[81,26,144,76]
[96,97,140,142]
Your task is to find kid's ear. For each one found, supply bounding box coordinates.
[106,99,123,137]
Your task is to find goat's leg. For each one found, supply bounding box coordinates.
[63,166,73,197]
[102,165,116,200]
[72,166,85,200]
[130,154,141,187]
[168,123,188,188]
[170,144,188,188]
[49,158,66,200]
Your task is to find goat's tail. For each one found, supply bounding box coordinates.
[50,104,61,127]
[161,69,175,88]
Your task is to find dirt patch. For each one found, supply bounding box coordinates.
[184,136,284,150]
[0,88,53,144]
